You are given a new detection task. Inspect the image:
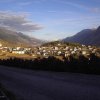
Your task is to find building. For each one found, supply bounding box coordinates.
[12,50,25,54]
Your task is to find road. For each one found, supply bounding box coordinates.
[0,66,100,100]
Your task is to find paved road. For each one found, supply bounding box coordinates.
[0,66,100,100]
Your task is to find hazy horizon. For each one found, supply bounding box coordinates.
[0,0,100,40]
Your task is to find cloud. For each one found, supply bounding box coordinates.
[53,0,88,10]
[90,8,100,13]
[18,1,32,6]
[45,15,100,27]
[47,11,57,13]
[0,0,15,3]
[0,11,43,32]
[53,0,100,13]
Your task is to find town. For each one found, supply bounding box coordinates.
[0,42,100,60]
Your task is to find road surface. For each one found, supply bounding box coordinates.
[0,65,100,100]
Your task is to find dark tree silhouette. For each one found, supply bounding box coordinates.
[0,55,100,74]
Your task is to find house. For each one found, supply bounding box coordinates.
[74,47,78,52]
[78,48,82,51]
[70,48,73,51]
[57,51,62,55]
[16,47,21,50]
[82,45,86,47]
[65,53,71,57]
[37,52,41,55]
[12,50,25,54]
[65,46,69,50]
[32,54,38,58]
[54,47,58,50]
[1,47,8,53]
[0,43,2,47]
[82,50,90,56]
[58,43,61,46]
[82,51,87,55]
[71,51,76,54]
[65,51,71,57]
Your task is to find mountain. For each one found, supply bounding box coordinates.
[0,27,43,47]
[63,26,100,46]
[42,41,81,47]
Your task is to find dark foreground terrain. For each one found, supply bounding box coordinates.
[0,66,100,100]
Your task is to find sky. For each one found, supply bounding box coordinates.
[0,0,100,40]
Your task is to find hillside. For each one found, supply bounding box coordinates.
[0,28,43,47]
[42,41,81,47]
[63,26,100,46]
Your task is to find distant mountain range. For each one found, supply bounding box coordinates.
[63,26,100,46]
[0,28,43,47]
[1,26,100,47]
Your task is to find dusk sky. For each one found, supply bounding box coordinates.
[0,0,100,40]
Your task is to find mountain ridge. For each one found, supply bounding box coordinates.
[63,26,100,46]
[0,28,43,47]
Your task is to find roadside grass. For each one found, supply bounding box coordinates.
[0,52,34,60]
